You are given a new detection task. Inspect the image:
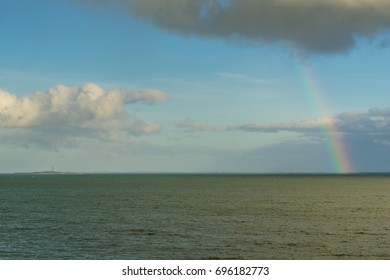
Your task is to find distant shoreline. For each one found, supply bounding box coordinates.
[32,171,80,175]
[12,171,82,175]
[5,171,390,176]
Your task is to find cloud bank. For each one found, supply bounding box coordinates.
[0,83,167,148]
[229,108,390,166]
[174,109,390,142]
[174,119,219,132]
[79,0,390,53]
[229,109,390,136]
[226,109,390,172]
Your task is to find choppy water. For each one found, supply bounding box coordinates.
[0,174,389,259]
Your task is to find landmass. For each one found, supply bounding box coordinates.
[32,170,80,174]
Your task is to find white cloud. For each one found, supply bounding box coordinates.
[79,0,390,53]
[0,83,167,148]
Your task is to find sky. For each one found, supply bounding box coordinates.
[1,0,390,173]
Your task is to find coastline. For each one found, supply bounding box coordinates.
[31,171,80,175]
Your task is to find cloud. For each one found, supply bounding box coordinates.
[228,117,336,133]
[228,109,390,135]
[225,108,390,172]
[77,0,390,53]
[174,108,390,142]
[174,119,219,132]
[0,83,167,148]
[120,88,167,104]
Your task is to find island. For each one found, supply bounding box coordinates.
[32,171,80,175]
[32,166,79,174]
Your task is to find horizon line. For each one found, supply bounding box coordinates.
[3,171,390,176]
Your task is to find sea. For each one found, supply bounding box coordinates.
[0,173,389,260]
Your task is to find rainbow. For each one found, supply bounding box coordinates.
[294,57,354,173]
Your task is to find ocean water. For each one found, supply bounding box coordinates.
[0,174,389,259]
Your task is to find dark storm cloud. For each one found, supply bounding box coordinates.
[76,0,390,53]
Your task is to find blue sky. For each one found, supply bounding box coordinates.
[1,0,390,173]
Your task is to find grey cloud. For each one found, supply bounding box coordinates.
[175,119,219,132]
[228,117,337,133]
[0,83,166,148]
[175,108,390,137]
[118,88,167,104]
[78,0,390,53]
[229,109,390,135]
[226,108,390,172]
